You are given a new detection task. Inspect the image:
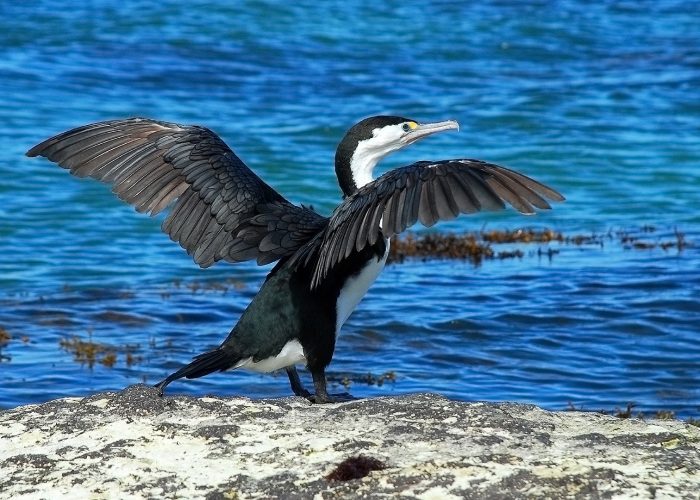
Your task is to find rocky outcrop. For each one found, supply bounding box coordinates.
[1,385,698,499]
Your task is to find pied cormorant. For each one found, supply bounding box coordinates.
[27,115,563,403]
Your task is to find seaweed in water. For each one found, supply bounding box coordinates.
[0,327,11,362]
[59,332,142,369]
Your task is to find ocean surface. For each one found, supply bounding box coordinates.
[1,1,698,417]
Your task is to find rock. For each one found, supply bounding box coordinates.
[1,385,698,499]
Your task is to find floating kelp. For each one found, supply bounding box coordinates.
[0,327,10,362]
[59,333,142,369]
[327,371,397,390]
[171,277,248,294]
[389,227,690,264]
[92,311,152,326]
[0,327,10,346]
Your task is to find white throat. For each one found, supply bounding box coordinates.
[349,125,405,189]
[348,143,384,189]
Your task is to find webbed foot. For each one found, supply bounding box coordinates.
[307,391,357,404]
[307,367,358,404]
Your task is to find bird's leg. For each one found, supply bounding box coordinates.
[286,366,312,398]
[154,376,174,397]
[310,367,333,403]
[308,367,356,404]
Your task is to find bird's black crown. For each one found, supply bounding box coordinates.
[335,115,413,197]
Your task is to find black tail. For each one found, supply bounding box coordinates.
[155,347,238,396]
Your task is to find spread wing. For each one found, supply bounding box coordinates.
[306,159,564,288]
[26,118,327,267]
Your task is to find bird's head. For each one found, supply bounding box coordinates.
[335,115,459,197]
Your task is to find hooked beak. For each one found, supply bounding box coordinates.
[401,119,459,145]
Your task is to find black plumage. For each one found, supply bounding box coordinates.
[27,115,564,403]
[27,119,326,268]
[289,158,562,288]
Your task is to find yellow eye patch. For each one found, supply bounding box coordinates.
[408,122,418,129]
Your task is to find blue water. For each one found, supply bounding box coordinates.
[1,1,699,416]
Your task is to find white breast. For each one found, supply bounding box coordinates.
[234,339,306,373]
[335,238,390,335]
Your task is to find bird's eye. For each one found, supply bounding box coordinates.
[402,123,411,132]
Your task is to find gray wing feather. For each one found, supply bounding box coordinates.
[27,118,327,267]
[307,159,564,288]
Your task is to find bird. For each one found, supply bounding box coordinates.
[27,115,564,403]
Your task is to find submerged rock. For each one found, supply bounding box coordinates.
[1,385,698,499]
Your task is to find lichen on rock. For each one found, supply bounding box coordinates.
[1,385,698,499]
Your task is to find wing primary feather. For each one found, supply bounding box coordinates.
[461,168,505,211]
[37,130,128,165]
[163,189,196,235]
[381,194,395,236]
[335,211,354,261]
[98,143,157,182]
[367,200,386,245]
[489,165,563,204]
[192,218,225,257]
[119,156,168,200]
[328,230,345,274]
[345,205,367,258]
[483,174,535,214]
[432,173,459,220]
[489,169,550,209]
[67,136,146,174]
[389,186,407,235]
[418,179,439,227]
[171,194,207,245]
[404,177,423,228]
[27,123,121,158]
[355,204,376,252]
[179,201,212,253]
[150,181,188,216]
[82,138,150,180]
[449,171,481,213]
[132,168,182,214]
